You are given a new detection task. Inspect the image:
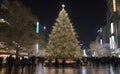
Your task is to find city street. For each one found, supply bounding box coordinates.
[0,64,120,74]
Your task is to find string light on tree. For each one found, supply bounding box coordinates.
[46,4,83,59]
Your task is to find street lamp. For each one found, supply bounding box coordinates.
[43,26,46,30]
[43,26,46,42]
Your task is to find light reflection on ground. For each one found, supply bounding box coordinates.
[0,64,120,74]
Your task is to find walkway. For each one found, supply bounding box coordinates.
[0,64,120,74]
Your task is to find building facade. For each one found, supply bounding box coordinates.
[106,0,120,52]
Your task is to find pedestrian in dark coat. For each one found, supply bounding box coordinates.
[55,58,59,67]
[6,55,15,73]
[0,57,3,67]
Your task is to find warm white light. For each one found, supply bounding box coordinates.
[113,0,116,12]
[0,19,5,23]
[62,4,65,8]
[119,54,120,58]
[36,43,39,53]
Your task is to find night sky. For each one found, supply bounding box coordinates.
[20,0,107,47]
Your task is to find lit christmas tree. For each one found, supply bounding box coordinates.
[46,4,83,59]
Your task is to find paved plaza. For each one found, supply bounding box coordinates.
[0,63,120,74]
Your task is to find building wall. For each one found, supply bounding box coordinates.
[117,0,120,48]
[102,25,109,43]
[106,0,120,49]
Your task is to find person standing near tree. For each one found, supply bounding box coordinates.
[55,58,59,67]
[6,55,15,74]
[62,58,66,67]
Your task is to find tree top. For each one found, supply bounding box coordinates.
[62,4,65,9]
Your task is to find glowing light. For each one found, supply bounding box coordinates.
[97,29,100,33]
[92,51,96,57]
[119,54,120,58]
[36,21,39,33]
[109,36,116,49]
[109,37,112,49]
[100,39,103,45]
[0,19,5,23]
[0,19,10,25]
[43,26,46,30]
[111,35,115,49]
[113,0,116,12]
[83,50,87,57]
[36,43,39,53]
[110,64,114,74]
[82,67,87,74]
[62,4,65,8]
[100,28,102,32]
[111,22,114,34]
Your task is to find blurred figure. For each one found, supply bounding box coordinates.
[54,58,59,67]
[0,56,3,67]
[62,58,66,68]
[40,57,45,67]
[6,55,15,74]
[20,57,26,72]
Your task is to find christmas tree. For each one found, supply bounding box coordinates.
[46,4,83,59]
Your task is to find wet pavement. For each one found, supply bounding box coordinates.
[0,64,120,74]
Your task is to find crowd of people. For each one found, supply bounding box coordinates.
[86,56,120,68]
[0,55,120,69]
[0,55,45,73]
[45,56,120,68]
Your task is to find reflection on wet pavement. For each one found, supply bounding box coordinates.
[0,64,120,74]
